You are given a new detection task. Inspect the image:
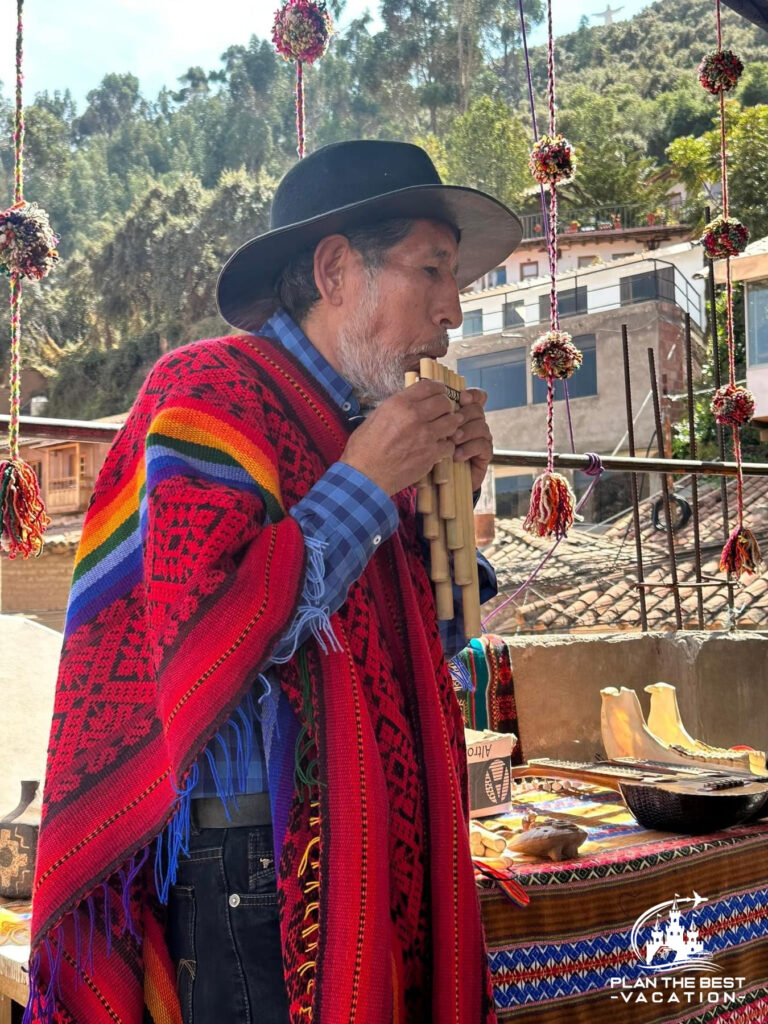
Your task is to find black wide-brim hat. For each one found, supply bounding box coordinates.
[217,139,523,332]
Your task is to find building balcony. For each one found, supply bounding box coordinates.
[453,257,704,345]
[519,198,688,243]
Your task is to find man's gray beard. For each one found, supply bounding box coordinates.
[337,273,448,404]
[337,275,407,403]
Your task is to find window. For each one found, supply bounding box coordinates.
[503,300,525,329]
[495,474,534,518]
[747,280,768,367]
[620,267,675,305]
[612,252,634,261]
[577,255,596,269]
[463,309,483,337]
[490,266,507,287]
[538,285,587,322]
[458,348,527,412]
[533,335,597,402]
[520,261,539,280]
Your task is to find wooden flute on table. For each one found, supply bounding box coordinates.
[405,358,483,639]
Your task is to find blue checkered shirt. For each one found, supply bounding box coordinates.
[196,309,497,796]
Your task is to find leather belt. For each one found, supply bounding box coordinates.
[191,793,272,829]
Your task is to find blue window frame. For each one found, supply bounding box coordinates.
[620,267,675,305]
[463,309,483,337]
[503,300,525,329]
[532,335,597,403]
[539,285,587,323]
[747,281,768,367]
[458,348,527,411]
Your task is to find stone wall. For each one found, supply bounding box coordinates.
[504,630,768,760]
[0,543,75,632]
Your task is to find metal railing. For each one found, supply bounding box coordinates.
[454,257,704,339]
[519,197,686,242]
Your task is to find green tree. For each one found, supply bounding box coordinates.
[558,87,666,210]
[667,103,768,238]
[672,285,763,464]
[440,95,530,207]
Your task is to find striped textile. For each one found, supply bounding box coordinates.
[478,788,768,1024]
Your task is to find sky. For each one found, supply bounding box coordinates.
[0,0,655,110]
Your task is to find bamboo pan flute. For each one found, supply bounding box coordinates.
[404,358,482,639]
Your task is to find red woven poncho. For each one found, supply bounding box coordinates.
[27,334,496,1024]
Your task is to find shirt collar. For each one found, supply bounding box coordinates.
[259,308,359,416]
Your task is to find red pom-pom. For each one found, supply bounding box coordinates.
[530,330,583,380]
[720,525,763,578]
[529,134,575,186]
[0,459,50,558]
[272,0,332,64]
[711,383,755,427]
[698,49,744,94]
[701,215,749,260]
[0,201,59,281]
[523,472,577,540]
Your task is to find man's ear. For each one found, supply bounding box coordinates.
[313,234,355,308]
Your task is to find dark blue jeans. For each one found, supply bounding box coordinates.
[166,824,290,1024]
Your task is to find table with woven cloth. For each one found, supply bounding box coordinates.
[477,785,768,1024]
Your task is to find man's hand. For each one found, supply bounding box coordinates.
[339,380,463,496]
[452,388,492,493]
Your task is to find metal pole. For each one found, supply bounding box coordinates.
[621,325,648,631]
[492,451,768,477]
[684,313,705,628]
[648,347,683,629]
[705,203,736,618]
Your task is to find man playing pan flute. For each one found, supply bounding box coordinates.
[28,140,522,1024]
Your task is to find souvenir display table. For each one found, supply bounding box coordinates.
[478,785,768,1023]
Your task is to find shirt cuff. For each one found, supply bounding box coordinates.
[289,461,399,572]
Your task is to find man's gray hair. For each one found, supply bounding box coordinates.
[275,219,415,324]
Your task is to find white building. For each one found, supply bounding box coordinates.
[451,238,708,522]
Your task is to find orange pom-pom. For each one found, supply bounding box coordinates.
[719,525,763,579]
[523,472,577,540]
[0,459,50,558]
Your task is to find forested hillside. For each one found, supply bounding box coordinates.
[0,0,766,417]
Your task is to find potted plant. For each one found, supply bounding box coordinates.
[566,219,580,233]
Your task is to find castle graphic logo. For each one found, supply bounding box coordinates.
[630,891,720,973]
[608,892,746,1007]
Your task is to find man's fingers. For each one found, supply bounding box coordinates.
[459,387,488,408]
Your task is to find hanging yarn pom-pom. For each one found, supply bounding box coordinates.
[0,459,50,558]
[719,525,764,579]
[529,133,575,185]
[523,472,577,540]
[711,382,755,426]
[272,0,332,64]
[701,214,749,260]
[0,201,58,281]
[530,330,583,380]
[698,49,744,94]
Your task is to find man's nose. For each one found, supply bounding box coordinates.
[435,284,463,331]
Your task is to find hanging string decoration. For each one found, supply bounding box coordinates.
[530,330,583,380]
[700,0,762,579]
[0,201,58,280]
[698,49,744,94]
[0,0,53,558]
[701,214,749,259]
[711,382,755,427]
[528,134,575,187]
[523,0,582,540]
[272,0,332,159]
